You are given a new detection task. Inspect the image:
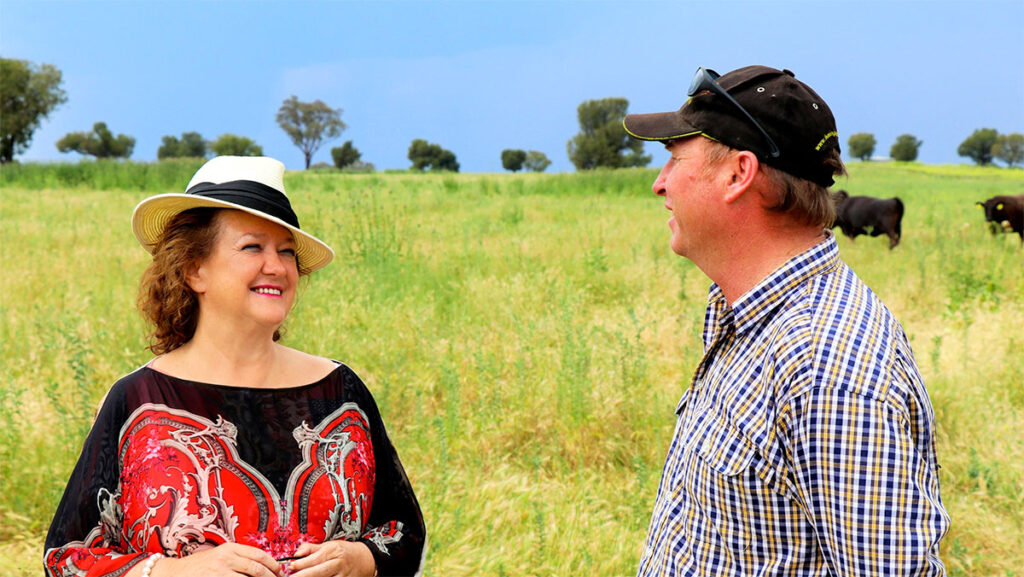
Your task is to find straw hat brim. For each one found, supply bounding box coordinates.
[132,193,335,275]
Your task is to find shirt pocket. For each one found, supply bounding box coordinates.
[691,412,757,476]
[681,412,760,554]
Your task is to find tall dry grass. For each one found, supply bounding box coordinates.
[1,161,1022,576]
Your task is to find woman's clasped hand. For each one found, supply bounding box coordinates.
[282,541,377,577]
[147,543,281,577]
[143,540,377,577]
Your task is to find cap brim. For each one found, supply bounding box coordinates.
[624,109,702,142]
[132,194,335,275]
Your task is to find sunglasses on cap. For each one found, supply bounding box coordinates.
[689,67,781,159]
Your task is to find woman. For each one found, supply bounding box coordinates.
[45,156,425,577]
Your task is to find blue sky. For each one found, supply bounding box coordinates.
[3,0,1022,173]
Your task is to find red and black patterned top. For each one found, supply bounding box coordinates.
[44,363,426,577]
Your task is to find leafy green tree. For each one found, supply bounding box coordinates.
[210,133,263,157]
[957,128,998,166]
[567,97,650,170]
[847,132,876,161]
[992,133,1024,168]
[56,122,135,159]
[0,58,68,164]
[408,139,459,172]
[276,95,345,169]
[157,136,181,159]
[331,140,361,169]
[501,149,527,172]
[889,134,922,162]
[408,140,431,170]
[524,150,551,173]
[157,131,207,159]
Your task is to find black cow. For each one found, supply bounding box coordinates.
[831,190,904,249]
[976,194,1024,244]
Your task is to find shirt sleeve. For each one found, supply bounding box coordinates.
[43,382,147,577]
[350,376,427,576]
[782,385,949,576]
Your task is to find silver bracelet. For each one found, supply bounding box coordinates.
[141,553,163,577]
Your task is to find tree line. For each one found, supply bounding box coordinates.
[847,129,1023,167]
[1,58,448,172]
[3,57,1021,172]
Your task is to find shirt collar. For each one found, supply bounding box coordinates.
[705,231,840,338]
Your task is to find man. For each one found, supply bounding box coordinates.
[624,65,949,576]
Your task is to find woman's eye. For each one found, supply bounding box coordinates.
[242,244,261,252]
[280,248,297,258]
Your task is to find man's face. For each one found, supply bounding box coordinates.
[651,137,719,259]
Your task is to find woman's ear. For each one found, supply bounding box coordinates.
[185,261,207,294]
[722,150,759,204]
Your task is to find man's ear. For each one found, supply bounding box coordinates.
[722,150,759,204]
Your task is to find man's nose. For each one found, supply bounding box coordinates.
[652,169,668,197]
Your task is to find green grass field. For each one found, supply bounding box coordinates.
[2,161,1022,576]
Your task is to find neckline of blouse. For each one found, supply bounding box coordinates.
[141,362,344,392]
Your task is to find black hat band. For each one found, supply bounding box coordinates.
[186,180,300,229]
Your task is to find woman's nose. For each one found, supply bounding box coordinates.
[263,251,287,274]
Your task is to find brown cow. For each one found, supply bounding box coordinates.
[831,190,904,249]
[976,194,1024,244]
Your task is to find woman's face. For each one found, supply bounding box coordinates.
[187,210,299,333]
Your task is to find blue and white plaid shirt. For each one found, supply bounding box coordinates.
[638,233,950,576]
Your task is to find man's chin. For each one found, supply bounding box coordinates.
[669,235,687,256]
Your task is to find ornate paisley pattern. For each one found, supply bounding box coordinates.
[117,402,382,559]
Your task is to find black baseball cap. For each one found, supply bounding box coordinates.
[624,65,841,187]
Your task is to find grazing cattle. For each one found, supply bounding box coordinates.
[831,190,904,249]
[976,194,1024,244]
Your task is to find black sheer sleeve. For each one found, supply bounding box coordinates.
[345,370,426,576]
[44,376,144,576]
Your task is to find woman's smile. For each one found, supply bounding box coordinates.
[252,286,283,297]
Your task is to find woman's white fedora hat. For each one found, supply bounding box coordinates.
[131,156,334,274]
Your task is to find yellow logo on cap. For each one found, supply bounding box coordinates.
[815,131,838,151]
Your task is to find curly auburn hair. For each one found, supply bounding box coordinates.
[137,208,291,355]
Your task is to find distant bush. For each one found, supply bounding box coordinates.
[501,149,527,172]
[993,133,1023,168]
[958,128,998,166]
[524,150,551,172]
[331,141,362,170]
[210,133,263,157]
[342,160,375,173]
[848,133,876,161]
[890,134,923,162]
[157,132,207,160]
[408,139,459,172]
[56,122,135,159]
